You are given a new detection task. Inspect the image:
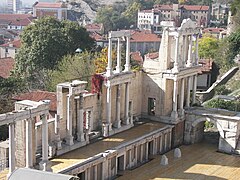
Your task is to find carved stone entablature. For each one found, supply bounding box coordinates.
[58,80,87,95]
[104,72,134,87]
[162,65,201,80]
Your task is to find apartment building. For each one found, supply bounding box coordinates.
[138,4,210,32]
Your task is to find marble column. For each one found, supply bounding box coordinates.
[124,82,130,125]
[26,118,33,168]
[115,85,121,128]
[8,122,15,176]
[173,35,180,72]
[187,35,193,67]
[192,75,197,104]
[179,78,185,116]
[186,76,191,108]
[39,114,52,171]
[77,95,85,142]
[54,114,62,150]
[171,79,178,119]
[124,36,131,72]
[195,34,199,65]
[183,35,188,67]
[116,38,122,73]
[106,35,113,77]
[66,93,74,146]
[106,85,112,131]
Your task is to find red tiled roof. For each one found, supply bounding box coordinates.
[145,52,159,59]
[152,4,209,11]
[183,5,209,11]
[0,57,14,79]
[85,23,103,31]
[199,59,213,73]
[90,32,104,41]
[13,91,57,112]
[131,52,143,63]
[9,17,33,26]
[1,39,21,48]
[0,14,32,21]
[154,4,173,11]
[131,30,161,42]
[34,2,66,8]
[203,28,225,33]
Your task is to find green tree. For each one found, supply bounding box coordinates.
[14,17,95,90]
[198,34,219,59]
[48,52,96,91]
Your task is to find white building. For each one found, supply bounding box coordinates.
[7,0,21,14]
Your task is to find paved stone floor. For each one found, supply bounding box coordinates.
[117,142,240,180]
[51,121,166,172]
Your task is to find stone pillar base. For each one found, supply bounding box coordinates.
[55,134,62,150]
[39,160,52,172]
[77,133,85,142]
[102,123,112,137]
[123,117,130,125]
[65,135,74,146]
[172,66,179,73]
[171,111,178,119]
[113,120,121,129]
[179,109,185,117]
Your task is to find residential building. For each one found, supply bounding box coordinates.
[138,4,210,32]
[0,39,21,58]
[211,3,229,21]
[202,27,227,39]
[7,0,21,14]
[130,30,161,54]
[85,23,104,34]
[0,14,33,29]
[33,2,68,21]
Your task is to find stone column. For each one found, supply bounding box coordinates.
[173,35,180,72]
[115,85,121,128]
[179,78,185,116]
[186,76,191,108]
[124,82,130,125]
[26,118,33,168]
[187,35,193,67]
[54,114,62,150]
[171,79,178,119]
[124,36,131,72]
[145,143,149,160]
[183,35,187,67]
[66,92,74,146]
[77,96,85,142]
[192,75,197,104]
[106,34,113,77]
[106,85,112,131]
[8,122,15,176]
[195,34,199,65]
[116,38,122,73]
[159,135,163,153]
[39,114,52,171]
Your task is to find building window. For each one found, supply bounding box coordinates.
[148,98,156,116]
[15,49,17,53]
[5,48,8,53]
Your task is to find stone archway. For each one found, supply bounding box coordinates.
[191,117,225,139]
[185,112,240,154]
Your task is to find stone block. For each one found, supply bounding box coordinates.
[174,148,181,158]
[160,155,168,166]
